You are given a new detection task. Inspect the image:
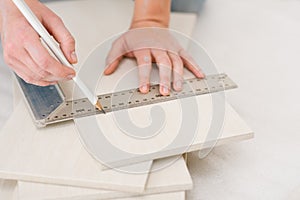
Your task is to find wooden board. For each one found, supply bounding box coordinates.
[18,156,191,200]
[39,0,254,168]
[113,192,185,200]
[0,179,186,200]
[0,101,151,193]
[75,97,253,167]
[72,59,254,166]
[0,179,17,200]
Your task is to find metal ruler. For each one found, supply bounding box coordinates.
[16,73,237,128]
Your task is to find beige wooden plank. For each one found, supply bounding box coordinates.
[0,179,185,200]
[76,100,253,167]
[73,60,254,166]
[41,0,253,168]
[18,156,191,200]
[0,101,151,193]
[114,192,185,200]
[0,179,18,200]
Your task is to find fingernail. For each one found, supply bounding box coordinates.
[71,51,78,63]
[67,74,75,80]
[197,70,205,78]
[140,85,148,93]
[162,86,169,94]
[176,81,182,89]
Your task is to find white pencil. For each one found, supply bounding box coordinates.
[12,0,105,113]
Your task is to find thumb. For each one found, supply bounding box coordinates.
[42,8,77,64]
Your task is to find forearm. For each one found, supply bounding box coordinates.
[131,0,171,28]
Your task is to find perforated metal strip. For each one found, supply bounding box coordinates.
[45,73,237,126]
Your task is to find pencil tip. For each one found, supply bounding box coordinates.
[95,101,106,114]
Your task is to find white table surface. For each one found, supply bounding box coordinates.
[187,0,300,200]
[1,0,300,199]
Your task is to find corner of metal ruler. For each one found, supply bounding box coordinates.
[15,74,66,127]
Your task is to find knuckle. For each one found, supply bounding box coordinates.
[23,76,34,84]
[52,16,63,26]
[32,75,42,82]
[37,70,48,79]
[160,75,171,82]
[67,35,75,44]
[38,57,51,69]
[62,34,75,47]
[157,58,171,67]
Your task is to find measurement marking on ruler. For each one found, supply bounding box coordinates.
[44,74,237,125]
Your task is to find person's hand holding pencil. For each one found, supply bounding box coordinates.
[0,0,77,86]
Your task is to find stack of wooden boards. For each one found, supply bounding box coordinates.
[0,0,254,199]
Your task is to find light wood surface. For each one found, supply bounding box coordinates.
[18,156,191,200]
[0,179,186,200]
[0,101,152,193]
[0,1,254,199]
[41,0,254,167]
[76,94,254,166]
[0,179,18,200]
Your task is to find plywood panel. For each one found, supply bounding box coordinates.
[0,179,18,200]
[69,45,253,168]
[0,101,151,193]
[18,156,191,200]
[0,179,185,200]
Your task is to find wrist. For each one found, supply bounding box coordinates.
[131,0,170,29]
[130,19,169,29]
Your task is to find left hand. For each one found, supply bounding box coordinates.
[104,27,205,96]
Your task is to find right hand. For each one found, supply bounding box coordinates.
[0,0,77,86]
